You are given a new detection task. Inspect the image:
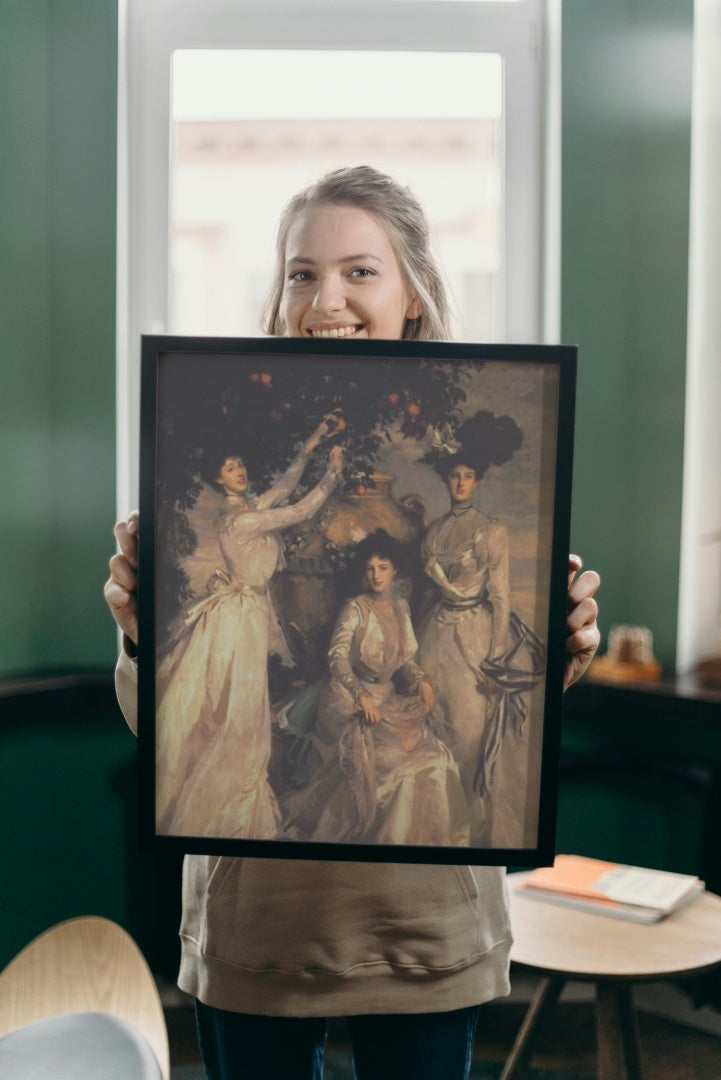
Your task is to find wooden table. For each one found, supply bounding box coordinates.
[503,873,721,1080]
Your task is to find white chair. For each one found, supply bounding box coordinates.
[0,915,170,1079]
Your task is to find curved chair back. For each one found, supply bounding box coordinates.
[0,915,169,1079]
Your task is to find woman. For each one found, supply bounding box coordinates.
[418,411,526,845]
[106,165,601,1080]
[281,530,469,848]
[154,423,343,839]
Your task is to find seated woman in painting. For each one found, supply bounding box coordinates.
[280,529,470,848]
[154,420,343,840]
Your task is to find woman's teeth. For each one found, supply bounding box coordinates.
[310,325,360,338]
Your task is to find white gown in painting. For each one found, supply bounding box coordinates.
[155,449,339,839]
[282,591,470,847]
[418,506,511,843]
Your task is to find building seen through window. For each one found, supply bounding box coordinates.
[170,50,503,341]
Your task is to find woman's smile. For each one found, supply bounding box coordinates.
[307,323,364,339]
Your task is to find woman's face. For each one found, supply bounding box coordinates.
[281,203,421,340]
[365,554,396,595]
[216,456,248,495]
[446,464,478,504]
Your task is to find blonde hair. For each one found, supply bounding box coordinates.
[262,165,454,341]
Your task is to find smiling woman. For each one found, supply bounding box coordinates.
[107,152,598,1080]
[263,165,451,341]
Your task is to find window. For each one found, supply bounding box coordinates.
[169,49,503,340]
[118,0,556,508]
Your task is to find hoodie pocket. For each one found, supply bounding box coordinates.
[181,856,509,976]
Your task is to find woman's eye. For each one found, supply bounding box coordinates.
[288,270,313,283]
[349,267,375,279]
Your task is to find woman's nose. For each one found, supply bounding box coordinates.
[312,274,345,314]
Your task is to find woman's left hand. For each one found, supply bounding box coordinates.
[418,679,435,712]
[564,554,601,691]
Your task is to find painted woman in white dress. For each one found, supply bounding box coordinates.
[155,422,344,840]
[418,411,524,844]
[281,530,470,848]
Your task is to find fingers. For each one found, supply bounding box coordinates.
[103,574,138,643]
[564,560,601,690]
[563,624,601,690]
[568,567,601,609]
[566,589,599,636]
[566,623,601,658]
[419,681,435,711]
[360,701,382,725]
[567,553,583,589]
[113,510,139,568]
[105,511,140,644]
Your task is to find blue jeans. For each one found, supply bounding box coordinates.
[195,1000,481,1080]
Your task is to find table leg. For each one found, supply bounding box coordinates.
[499,976,565,1080]
[596,982,643,1080]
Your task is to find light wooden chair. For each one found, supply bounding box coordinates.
[0,915,170,1079]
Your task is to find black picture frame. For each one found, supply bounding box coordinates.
[138,335,576,865]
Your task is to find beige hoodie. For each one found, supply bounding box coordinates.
[116,651,512,1016]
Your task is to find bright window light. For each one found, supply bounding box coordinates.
[170,50,504,342]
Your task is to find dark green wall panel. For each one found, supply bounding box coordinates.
[0,0,118,674]
[562,1,693,669]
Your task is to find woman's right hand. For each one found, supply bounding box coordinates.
[103,510,139,646]
[357,691,382,726]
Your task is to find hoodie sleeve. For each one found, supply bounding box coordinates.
[115,647,139,736]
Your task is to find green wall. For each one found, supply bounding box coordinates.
[562,0,693,669]
[0,0,118,675]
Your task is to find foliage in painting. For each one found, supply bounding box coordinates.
[155,352,474,626]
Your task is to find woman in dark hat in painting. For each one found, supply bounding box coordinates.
[418,410,527,843]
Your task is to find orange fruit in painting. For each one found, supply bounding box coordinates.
[406,402,421,417]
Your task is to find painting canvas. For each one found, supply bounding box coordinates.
[138,336,576,865]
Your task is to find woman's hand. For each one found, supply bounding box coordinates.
[303,421,330,454]
[476,671,497,696]
[303,410,346,453]
[103,510,139,646]
[418,679,435,712]
[565,554,601,691]
[357,692,382,726]
[329,445,344,473]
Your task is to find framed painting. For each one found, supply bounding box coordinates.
[138,336,576,865]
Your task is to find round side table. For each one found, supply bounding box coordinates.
[503,872,721,1080]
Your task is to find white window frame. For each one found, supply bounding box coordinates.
[676,0,721,675]
[116,0,558,511]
